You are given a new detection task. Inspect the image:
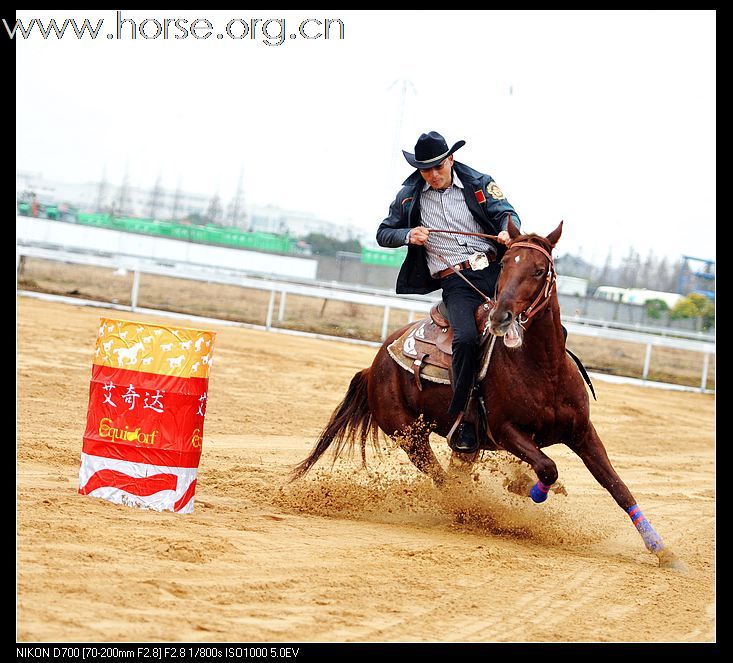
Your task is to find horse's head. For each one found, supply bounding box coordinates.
[488,218,563,347]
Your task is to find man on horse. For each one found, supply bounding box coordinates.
[376,131,520,455]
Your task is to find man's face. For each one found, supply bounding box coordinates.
[419,155,454,190]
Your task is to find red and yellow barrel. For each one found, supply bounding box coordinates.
[79,318,216,513]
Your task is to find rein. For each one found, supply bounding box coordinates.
[421,227,501,303]
[424,227,595,400]
[436,254,492,303]
[423,228,501,242]
[505,240,595,398]
[421,224,556,326]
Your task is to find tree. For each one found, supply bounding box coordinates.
[619,247,641,288]
[304,233,361,256]
[654,256,669,291]
[205,194,223,225]
[667,258,685,293]
[598,247,613,285]
[639,250,655,289]
[670,293,715,331]
[644,298,668,320]
[184,212,207,226]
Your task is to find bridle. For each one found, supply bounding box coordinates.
[421,223,557,325]
[502,240,557,327]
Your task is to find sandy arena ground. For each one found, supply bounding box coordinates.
[17,296,715,643]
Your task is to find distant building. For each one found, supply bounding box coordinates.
[622,289,683,309]
[594,286,683,308]
[556,275,588,297]
[16,171,211,222]
[593,286,627,302]
[247,205,359,242]
[15,171,363,241]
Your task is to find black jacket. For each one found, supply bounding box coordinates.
[376,161,521,294]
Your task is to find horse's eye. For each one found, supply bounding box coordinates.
[534,269,545,277]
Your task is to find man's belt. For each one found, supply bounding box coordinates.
[436,260,474,280]
[435,252,495,280]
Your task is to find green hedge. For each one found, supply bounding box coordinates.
[73,214,298,254]
[361,246,406,268]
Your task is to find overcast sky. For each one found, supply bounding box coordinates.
[15,10,715,265]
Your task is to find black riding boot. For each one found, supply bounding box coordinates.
[448,385,483,454]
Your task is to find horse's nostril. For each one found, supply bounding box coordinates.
[491,309,512,326]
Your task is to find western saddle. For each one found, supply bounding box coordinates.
[398,300,494,391]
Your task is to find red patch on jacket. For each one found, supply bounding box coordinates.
[475,189,486,204]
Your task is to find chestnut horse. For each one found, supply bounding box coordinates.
[292,220,682,568]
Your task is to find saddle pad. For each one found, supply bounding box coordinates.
[387,327,451,385]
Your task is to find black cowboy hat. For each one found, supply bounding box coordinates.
[402,131,465,169]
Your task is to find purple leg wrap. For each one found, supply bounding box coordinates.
[530,480,550,503]
[627,504,665,552]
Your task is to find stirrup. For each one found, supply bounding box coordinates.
[466,387,487,440]
[447,387,483,453]
[447,411,464,447]
[447,415,479,454]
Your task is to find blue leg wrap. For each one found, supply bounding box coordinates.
[530,480,550,503]
[627,504,665,552]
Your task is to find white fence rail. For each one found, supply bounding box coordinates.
[17,244,715,392]
[16,215,318,280]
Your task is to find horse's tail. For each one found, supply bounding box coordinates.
[289,368,378,482]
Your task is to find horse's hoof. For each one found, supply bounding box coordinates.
[529,481,550,503]
[432,475,447,490]
[656,549,688,572]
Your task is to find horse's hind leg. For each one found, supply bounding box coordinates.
[369,358,448,487]
[393,431,448,488]
[572,423,684,569]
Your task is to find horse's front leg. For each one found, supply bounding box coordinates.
[495,423,559,503]
[571,422,685,570]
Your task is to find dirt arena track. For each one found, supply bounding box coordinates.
[17,297,715,643]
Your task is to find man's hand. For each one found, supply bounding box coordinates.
[408,227,430,245]
[496,230,511,245]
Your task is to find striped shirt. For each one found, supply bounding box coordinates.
[419,172,497,277]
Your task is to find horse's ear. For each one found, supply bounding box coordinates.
[545,220,563,248]
[507,214,521,239]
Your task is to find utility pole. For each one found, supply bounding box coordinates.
[387,78,416,186]
[95,166,108,214]
[170,178,182,221]
[148,173,162,220]
[227,167,246,229]
[116,166,130,218]
[206,192,222,225]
